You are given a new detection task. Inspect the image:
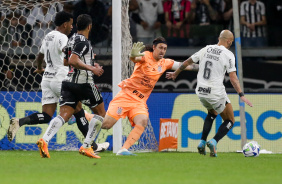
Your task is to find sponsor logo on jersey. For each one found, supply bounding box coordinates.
[43,72,57,77]
[133,90,145,99]
[198,87,211,94]
[207,47,222,55]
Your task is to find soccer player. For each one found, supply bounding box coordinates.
[7,11,108,154]
[94,37,198,156]
[166,30,253,157]
[36,14,106,159]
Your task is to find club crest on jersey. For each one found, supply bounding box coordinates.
[117,107,123,115]
[158,65,162,72]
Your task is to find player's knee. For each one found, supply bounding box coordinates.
[42,112,52,123]
[135,118,148,128]
[96,110,106,118]
[101,122,112,129]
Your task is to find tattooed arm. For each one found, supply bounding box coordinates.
[229,71,253,107]
[166,57,194,80]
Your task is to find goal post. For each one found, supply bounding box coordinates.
[112,0,123,153]
[232,0,247,149]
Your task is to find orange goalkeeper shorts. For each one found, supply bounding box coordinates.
[106,90,149,126]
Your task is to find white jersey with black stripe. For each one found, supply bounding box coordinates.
[64,33,95,84]
[191,44,236,100]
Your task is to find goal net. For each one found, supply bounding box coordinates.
[0,0,158,152]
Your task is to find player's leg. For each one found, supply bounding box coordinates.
[207,98,234,157]
[73,102,109,152]
[37,81,77,158]
[116,101,149,156]
[197,97,217,155]
[198,109,218,155]
[78,83,105,158]
[37,105,75,158]
[7,81,56,142]
[116,114,148,156]
[81,102,106,147]
[213,102,234,142]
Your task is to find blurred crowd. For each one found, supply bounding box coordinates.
[0,0,282,49]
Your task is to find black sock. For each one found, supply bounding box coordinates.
[213,120,233,143]
[74,109,98,151]
[201,113,217,141]
[19,112,52,127]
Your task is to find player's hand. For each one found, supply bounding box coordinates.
[240,96,253,107]
[94,63,101,67]
[130,42,145,58]
[34,68,44,73]
[92,65,104,77]
[166,72,177,81]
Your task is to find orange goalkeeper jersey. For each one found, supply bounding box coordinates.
[118,51,174,103]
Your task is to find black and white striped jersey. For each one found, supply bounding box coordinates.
[240,1,266,38]
[64,33,95,84]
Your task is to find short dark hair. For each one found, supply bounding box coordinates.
[54,11,73,27]
[76,14,92,31]
[145,37,167,52]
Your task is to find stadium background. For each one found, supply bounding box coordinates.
[1,0,282,153]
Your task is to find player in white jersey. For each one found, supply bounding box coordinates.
[166,30,253,157]
[36,14,105,159]
[7,12,109,153]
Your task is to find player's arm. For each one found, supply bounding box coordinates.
[68,54,103,77]
[229,71,253,107]
[63,58,68,66]
[171,61,199,71]
[166,57,194,80]
[34,53,45,73]
[129,42,145,63]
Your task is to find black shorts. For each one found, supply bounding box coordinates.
[60,81,103,109]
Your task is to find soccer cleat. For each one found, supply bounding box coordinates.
[207,138,217,157]
[67,115,76,125]
[116,148,136,156]
[79,146,101,159]
[36,138,50,158]
[197,140,206,155]
[96,142,110,152]
[7,118,20,142]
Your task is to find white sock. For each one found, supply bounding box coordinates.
[43,116,65,144]
[82,115,103,148]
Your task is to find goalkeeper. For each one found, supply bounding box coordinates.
[7,11,109,153]
[94,37,198,155]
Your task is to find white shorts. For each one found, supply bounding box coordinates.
[198,95,231,114]
[41,80,62,105]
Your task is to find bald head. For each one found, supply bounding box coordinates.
[219,30,234,41]
[218,30,234,49]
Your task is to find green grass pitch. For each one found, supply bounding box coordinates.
[0,151,281,184]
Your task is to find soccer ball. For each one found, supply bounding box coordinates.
[242,141,260,157]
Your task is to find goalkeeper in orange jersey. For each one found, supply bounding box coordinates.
[93,37,199,155]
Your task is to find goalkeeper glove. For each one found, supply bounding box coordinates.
[130,42,145,58]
